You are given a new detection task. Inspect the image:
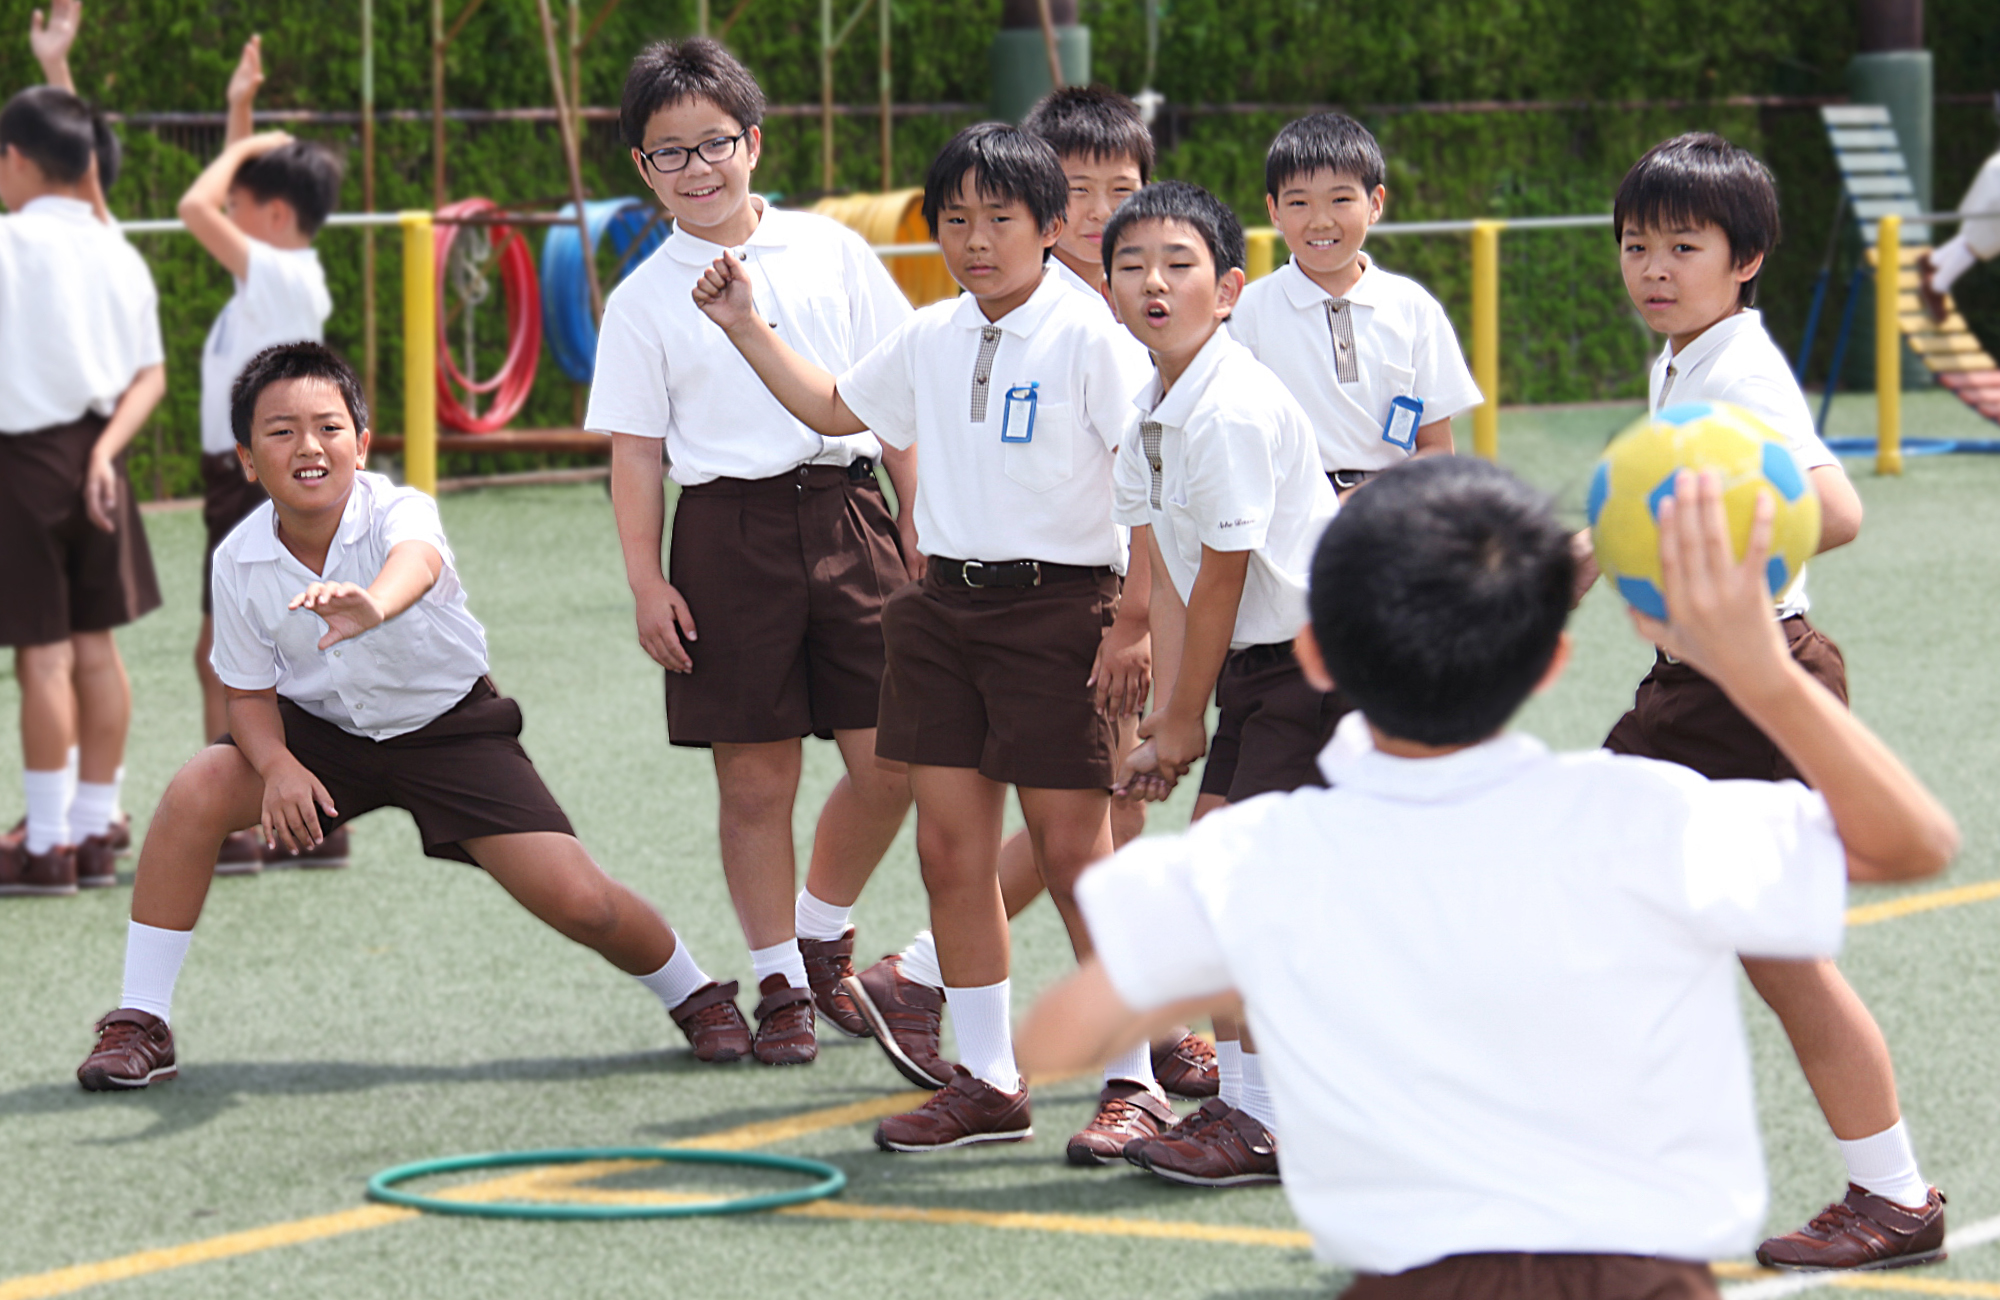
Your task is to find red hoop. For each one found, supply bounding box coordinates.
[434,197,542,433]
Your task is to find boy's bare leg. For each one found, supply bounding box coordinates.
[992,715,1146,923]
[908,764,1010,985]
[711,738,805,950]
[1016,787,1113,959]
[1741,956,1901,1139]
[798,727,910,908]
[195,616,230,743]
[463,831,678,975]
[70,631,129,784]
[129,745,265,930]
[16,641,77,772]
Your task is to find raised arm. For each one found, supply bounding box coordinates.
[1635,471,1956,882]
[29,0,80,93]
[225,35,263,147]
[178,130,293,281]
[288,539,443,650]
[691,251,867,436]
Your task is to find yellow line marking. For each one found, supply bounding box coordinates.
[1847,879,2000,927]
[1824,1278,2000,1297]
[778,1200,1314,1248]
[1716,1262,1778,1279]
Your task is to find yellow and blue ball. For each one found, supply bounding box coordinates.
[1586,401,1821,620]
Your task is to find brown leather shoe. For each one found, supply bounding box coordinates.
[78,1008,178,1090]
[263,825,350,869]
[213,830,264,878]
[667,980,752,1063]
[1133,1098,1280,1187]
[800,928,871,1038]
[107,812,132,855]
[1067,1080,1176,1166]
[845,954,954,1089]
[76,834,120,889]
[0,840,77,897]
[752,974,818,1066]
[1756,1184,1947,1271]
[874,1066,1032,1152]
[1152,1028,1218,1099]
[1124,1094,1224,1167]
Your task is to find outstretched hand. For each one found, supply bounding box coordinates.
[228,34,264,107]
[691,251,758,333]
[290,582,387,650]
[1627,469,1791,701]
[29,0,81,79]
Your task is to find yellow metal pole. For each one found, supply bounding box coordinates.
[1874,213,1903,477]
[1470,220,1502,461]
[401,211,438,496]
[1245,228,1276,281]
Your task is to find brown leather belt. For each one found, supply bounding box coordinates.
[928,557,1114,589]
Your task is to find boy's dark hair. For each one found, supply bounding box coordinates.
[1100,180,1246,277]
[921,122,1067,255]
[619,37,765,150]
[1309,457,1573,747]
[1265,112,1384,198]
[1614,133,1780,308]
[232,141,344,237]
[0,85,114,187]
[230,342,370,448]
[1020,85,1155,182]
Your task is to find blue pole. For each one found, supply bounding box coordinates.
[1818,265,1868,434]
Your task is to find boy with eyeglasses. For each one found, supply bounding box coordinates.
[587,38,919,1067]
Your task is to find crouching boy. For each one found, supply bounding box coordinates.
[78,344,746,1090]
[1021,456,1956,1297]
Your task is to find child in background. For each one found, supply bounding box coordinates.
[1099,180,1337,1177]
[178,34,344,874]
[77,343,745,1089]
[1596,132,1945,1270]
[0,82,164,897]
[696,122,1153,1153]
[1021,456,1956,1297]
[1230,113,1481,494]
[588,39,918,1067]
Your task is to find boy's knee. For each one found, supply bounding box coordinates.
[15,640,75,685]
[552,877,624,947]
[162,747,258,825]
[69,630,120,669]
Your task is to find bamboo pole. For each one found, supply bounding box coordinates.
[361,0,377,417]
[821,0,834,192]
[431,0,445,209]
[878,0,891,191]
[534,0,603,320]
[1036,0,1064,89]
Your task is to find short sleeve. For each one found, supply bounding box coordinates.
[1111,421,1152,525]
[117,240,166,372]
[838,318,921,449]
[1184,412,1276,552]
[1076,836,1234,1012]
[1410,292,1482,422]
[584,292,673,439]
[379,488,451,556]
[208,558,280,691]
[1676,778,1847,958]
[1719,373,1838,471]
[843,231,915,355]
[1080,325,1155,452]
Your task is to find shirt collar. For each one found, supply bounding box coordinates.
[1277,252,1378,310]
[663,196,785,266]
[1136,327,1243,428]
[950,264,1068,336]
[1316,711,1549,804]
[234,472,377,566]
[1663,309,1761,374]
[1048,254,1103,301]
[22,195,96,224]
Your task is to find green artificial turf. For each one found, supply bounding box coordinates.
[3,390,1998,1299]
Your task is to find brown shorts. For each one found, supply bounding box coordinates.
[220,677,573,865]
[1199,642,1352,802]
[1341,1252,1719,1300]
[876,563,1119,790]
[1604,615,1847,783]
[665,462,908,747]
[201,450,267,615]
[0,414,161,647]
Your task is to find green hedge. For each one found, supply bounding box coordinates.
[1,0,1994,496]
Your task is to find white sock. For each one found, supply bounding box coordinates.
[1237,1050,1278,1132]
[898,929,945,991]
[1104,1039,1157,1091]
[112,763,125,821]
[945,978,1020,1093]
[1839,1120,1930,1208]
[23,769,69,854]
[70,779,120,842]
[749,939,809,991]
[794,890,853,943]
[1216,1039,1244,1109]
[121,922,193,1023]
[635,934,711,1010]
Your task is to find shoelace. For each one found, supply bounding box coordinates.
[686,1001,742,1032]
[94,1021,149,1055]
[1804,1201,1870,1239]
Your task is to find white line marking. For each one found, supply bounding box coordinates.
[1721,1211,2000,1298]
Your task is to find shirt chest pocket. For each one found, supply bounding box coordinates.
[1379,361,1417,402]
[999,395,1073,494]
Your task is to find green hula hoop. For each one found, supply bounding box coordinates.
[366,1147,846,1220]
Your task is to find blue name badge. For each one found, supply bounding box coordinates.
[1001,382,1039,443]
[1382,394,1424,451]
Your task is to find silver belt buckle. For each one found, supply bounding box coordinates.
[961,559,989,588]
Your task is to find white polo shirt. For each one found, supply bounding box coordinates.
[585,201,912,486]
[1231,256,1482,473]
[1649,310,1839,618]
[199,241,333,455]
[1112,329,1336,648]
[1079,712,1847,1275]
[838,268,1153,568]
[210,471,490,740]
[0,196,164,434]
[1047,253,1103,303]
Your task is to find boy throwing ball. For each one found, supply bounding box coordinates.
[77,344,745,1089]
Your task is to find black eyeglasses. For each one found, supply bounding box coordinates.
[638,128,750,175]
